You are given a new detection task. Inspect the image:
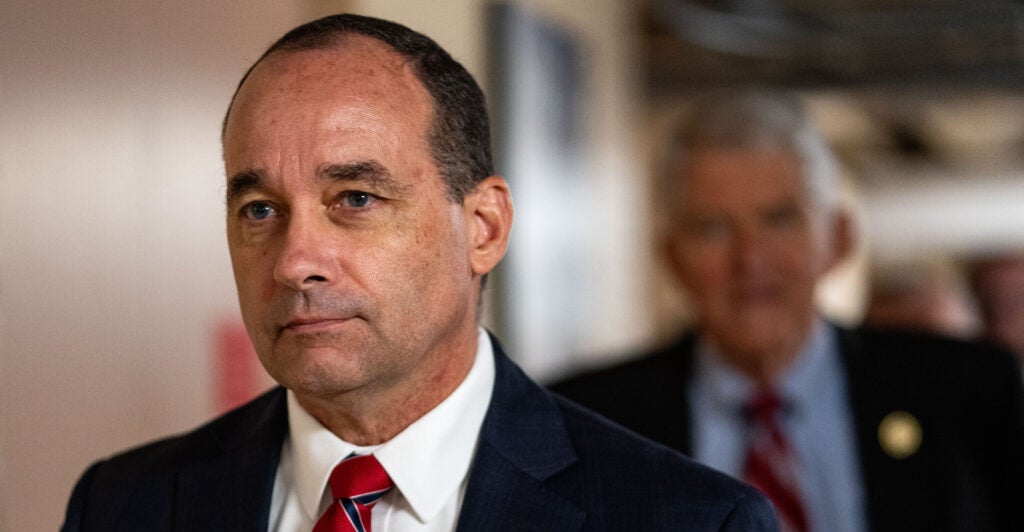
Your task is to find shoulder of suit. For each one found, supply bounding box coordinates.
[845,326,1017,374]
[549,333,695,392]
[87,387,286,476]
[841,327,1023,418]
[549,392,755,501]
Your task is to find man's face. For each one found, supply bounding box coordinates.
[222,38,481,400]
[666,148,843,370]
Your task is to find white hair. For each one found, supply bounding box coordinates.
[658,89,840,228]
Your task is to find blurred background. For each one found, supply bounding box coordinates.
[3,0,1024,529]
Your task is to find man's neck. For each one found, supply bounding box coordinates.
[293,331,479,446]
[726,349,798,385]
[706,321,822,385]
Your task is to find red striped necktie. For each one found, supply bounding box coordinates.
[742,388,810,532]
[313,454,393,532]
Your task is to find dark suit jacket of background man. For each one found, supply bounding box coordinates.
[62,336,778,531]
[552,326,1024,532]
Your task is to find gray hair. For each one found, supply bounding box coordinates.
[658,89,840,229]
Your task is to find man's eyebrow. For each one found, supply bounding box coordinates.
[226,170,263,204]
[321,161,411,196]
[225,162,412,204]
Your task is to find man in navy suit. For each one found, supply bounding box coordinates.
[62,14,777,531]
[553,90,1024,531]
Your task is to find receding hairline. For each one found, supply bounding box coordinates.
[222,34,422,143]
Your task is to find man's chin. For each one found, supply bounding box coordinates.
[280,369,370,400]
[262,346,369,393]
[709,315,805,359]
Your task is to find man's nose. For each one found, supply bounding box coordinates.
[732,227,767,271]
[273,214,334,290]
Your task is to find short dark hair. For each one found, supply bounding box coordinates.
[222,13,493,203]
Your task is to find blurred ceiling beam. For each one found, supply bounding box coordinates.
[646,0,1024,93]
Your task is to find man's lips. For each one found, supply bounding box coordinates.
[265,289,370,338]
[279,317,354,335]
[731,285,781,304]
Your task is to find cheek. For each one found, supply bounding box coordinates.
[365,227,444,296]
[767,240,807,273]
[229,243,276,304]
[683,245,730,287]
[782,238,830,279]
[417,225,465,276]
[404,216,470,300]
[789,221,835,269]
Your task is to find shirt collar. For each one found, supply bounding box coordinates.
[696,319,836,418]
[286,327,496,523]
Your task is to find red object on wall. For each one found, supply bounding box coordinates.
[213,318,271,414]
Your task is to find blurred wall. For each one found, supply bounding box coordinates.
[0,2,309,530]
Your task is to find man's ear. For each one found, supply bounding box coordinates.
[464,175,514,276]
[827,209,856,270]
[662,232,693,293]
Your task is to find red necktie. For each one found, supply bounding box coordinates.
[742,389,810,532]
[313,454,393,532]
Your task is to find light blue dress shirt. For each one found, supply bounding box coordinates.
[690,321,867,532]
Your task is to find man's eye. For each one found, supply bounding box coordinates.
[688,218,730,240]
[765,206,801,228]
[242,202,277,220]
[343,192,373,208]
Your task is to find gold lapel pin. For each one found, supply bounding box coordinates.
[878,410,922,459]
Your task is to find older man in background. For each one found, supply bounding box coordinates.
[554,90,1024,532]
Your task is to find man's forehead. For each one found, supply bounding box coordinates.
[223,35,433,154]
[684,146,802,171]
[228,37,426,124]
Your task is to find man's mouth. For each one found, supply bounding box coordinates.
[279,316,354,335]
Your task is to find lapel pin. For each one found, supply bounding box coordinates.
[878,410,922,459]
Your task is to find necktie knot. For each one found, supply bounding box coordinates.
[314,454,393,532]
[744,388,786,423]
[328,454,393,502]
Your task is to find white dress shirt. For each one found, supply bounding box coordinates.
[690,320,867,532]
[268,327,496,532]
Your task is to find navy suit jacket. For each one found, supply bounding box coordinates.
[63,336,778,531]
[552,326,1024,532]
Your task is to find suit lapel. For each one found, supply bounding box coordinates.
[457,336,585,531]
[457,440,586,531]
[674,333,699,455]
[837,327,949,531]
[175,388,288,532]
